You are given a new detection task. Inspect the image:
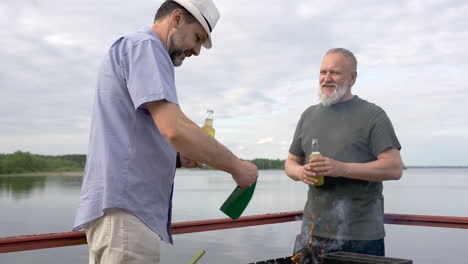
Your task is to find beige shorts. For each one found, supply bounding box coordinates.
[85,208,161,264]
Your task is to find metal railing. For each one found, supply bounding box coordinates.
[1,211,468,254]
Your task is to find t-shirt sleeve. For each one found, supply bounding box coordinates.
[289,111,306,158]
[122,39,178,110]
[369,110,401,157]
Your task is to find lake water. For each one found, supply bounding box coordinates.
[1,168,468,263]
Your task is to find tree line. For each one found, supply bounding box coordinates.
[0,151,285,174]
[201,158,285,170]
[0,151,85,174]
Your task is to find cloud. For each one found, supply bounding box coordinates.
[257,137,274,145]
[45,34,77,47]
[1,0,467,165]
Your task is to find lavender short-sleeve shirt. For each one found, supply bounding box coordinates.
[74,27,178,243]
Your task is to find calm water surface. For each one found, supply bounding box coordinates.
[1,168,467,263]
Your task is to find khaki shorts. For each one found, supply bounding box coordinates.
[85,208,161,264]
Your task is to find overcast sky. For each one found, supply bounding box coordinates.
[1,0,467,166]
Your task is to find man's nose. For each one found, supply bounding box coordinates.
[323,73,333,82]
[192,44,201,56]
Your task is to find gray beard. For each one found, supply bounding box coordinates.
[318,82,348,107]
[168,35,183,67]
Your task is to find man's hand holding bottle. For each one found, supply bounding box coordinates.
[232,160,258,189]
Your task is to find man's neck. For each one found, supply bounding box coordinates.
[339,91,354,103]
[151,22,170,50]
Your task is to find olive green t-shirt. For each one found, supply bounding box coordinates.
[289,96,401,240]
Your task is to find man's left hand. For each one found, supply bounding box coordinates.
[180,154,204,168]
[308,156,348,178]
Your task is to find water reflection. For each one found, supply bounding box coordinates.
[0,175,83,200]
[0,176,47,200]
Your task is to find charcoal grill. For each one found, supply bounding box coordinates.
[248,252,412,264]
[248,257,292,264]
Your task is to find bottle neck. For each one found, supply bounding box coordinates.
[311,138,319,153]
[204,118,213,127]
[204,110,214,126]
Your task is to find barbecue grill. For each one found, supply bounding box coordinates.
[248,257,292,264]
[248,251,412,264]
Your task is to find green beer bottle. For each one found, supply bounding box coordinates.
[214,108,255,219]
[220,181,257,219]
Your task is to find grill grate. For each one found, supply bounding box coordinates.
[249,252,412,264]
[248,257,292,264]
[322,252,412,264]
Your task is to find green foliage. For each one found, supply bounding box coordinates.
[200,158,285,170]
[0,151,86,174]
[0,151,285,174]
[42,154,87,168]
[249,158,285,170]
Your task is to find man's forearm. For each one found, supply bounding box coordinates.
[285,159,302,181]
[167,115,242,174]
[147,101,242,175]
[343,157,403,181]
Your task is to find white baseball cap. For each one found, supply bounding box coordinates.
[171,0,220,49]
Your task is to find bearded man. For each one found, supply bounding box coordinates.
[73,1,258,263]
[285,48,403,258]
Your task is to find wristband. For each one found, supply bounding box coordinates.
[176,152,181,168]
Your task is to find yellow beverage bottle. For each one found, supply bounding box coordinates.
[309,138,324,186]
[201,109,215,137]
[192,109,215,164]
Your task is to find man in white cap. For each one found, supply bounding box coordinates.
[73,1,258,263]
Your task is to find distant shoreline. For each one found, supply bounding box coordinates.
[0,166,466,177]
[0,171,84,177]
[1,168,286,176]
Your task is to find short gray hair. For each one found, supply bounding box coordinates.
[154,0,197,24]
[326,48,357,71]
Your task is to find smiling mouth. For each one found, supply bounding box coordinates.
[321,83,336,88]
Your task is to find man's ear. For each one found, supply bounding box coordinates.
[170,9,184,29]
[350,71,358,86]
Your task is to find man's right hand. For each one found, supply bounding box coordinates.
[232,161,258,189]
[285,153,319,185]
[300,163,319,185]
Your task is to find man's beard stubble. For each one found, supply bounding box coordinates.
[168,35,184,67]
